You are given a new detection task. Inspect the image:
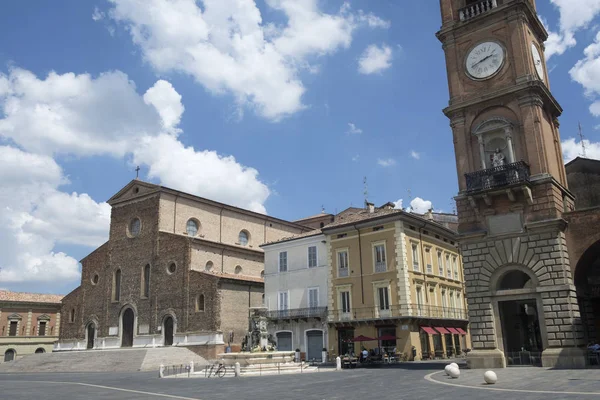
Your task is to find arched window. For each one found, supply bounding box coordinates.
[35,348,45,354]
[113,269,121,301]
[235,265,243,274]
[196,294,205,312]
[260,270,265,278]
[4,349,15,362]
[142,264,150,298]
[129,218,141,237]
[238,230,249,246]
[168,262,177,274]
[498,270,533,290]
[205,261,214,271]
[186,219,199,236]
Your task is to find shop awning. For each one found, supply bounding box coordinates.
[446,327,460,335]
[421,326,437,335]
[434,327,450,334]
[456,327,467,335]
[350,335,377,342]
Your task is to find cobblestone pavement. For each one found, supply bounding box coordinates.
[1,362,600,400]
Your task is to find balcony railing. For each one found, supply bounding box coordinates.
[328,304,468,322]
[375,262,387,273]
[465,161,530,192]
[459,0,498,22]
[338,267,349,277]
[265,307,328,320]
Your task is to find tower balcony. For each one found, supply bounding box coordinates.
[459,0,499,22]
[465,161,530,193]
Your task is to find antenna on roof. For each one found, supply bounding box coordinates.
[407,189,412,212]
[450,197,457,215]
[363,176,369,205]
[579,122,587,158]
[321,204,325,214]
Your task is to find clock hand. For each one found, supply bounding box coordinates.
[471,50,496,69]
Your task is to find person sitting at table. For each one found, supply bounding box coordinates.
[361,348,368,362]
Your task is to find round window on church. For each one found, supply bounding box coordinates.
[91,274,99,285]
[235,265,242,274]
[129,218,141,237]
[205,261,213,271]
[168,262,177,274]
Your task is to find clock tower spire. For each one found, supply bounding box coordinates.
[437,0,586,368]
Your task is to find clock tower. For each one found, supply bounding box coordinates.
[437,0,586,368]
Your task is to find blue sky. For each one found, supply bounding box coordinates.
[0,0,599,294]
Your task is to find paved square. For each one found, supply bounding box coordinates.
[2,363,600,400]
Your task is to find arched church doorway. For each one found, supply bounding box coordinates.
[4,349,15,362]
[575,240,600,346]
[495,269,543,365]
[121,308,134,348]
[87,323,96,349]
[164,316,174,346]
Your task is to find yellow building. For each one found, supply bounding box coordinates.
[323,204,471,361]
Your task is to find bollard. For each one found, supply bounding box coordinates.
[189,361,194,374]
[159,364,165,378]
[336,356,341,371]
[235,362,240,377]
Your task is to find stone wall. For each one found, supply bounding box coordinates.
[59,287,82,339]
[461,229,585,351]
[219,281,263,347]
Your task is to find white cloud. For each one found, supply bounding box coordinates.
[358,44,392,75]
[570,32,600,115]
[107,0,387,121]
[542,0,600,58]
[347,122,362,134]
[132,134,270,214]
[377,158,396,167]
[92,7,105,21]
[410,150,420,160]
[409,197,433,214]
[143,80,185,132]
[392,199,404,210]
[562,138,600,161]
[0,146,109,284]
[352,154,359,162]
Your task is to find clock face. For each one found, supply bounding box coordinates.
[531,42,544,80]
[465,41,505,80]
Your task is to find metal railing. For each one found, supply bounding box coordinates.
[328,304,468,322]
[265,307,328,320]
[459,0,498,22]
[375,262,387,273]
[465,161,530,192]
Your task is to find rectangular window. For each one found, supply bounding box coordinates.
[425,247,433,274]
[279,251,288,272]
[308,288,319,309]
[374,244,386,273]
[278,291,289,311]
[308,246,317,268]
[446,255,452,278]
[9,321,18,336]
[453,257,459,280]
[412,244,420,271]
[142,265,150,298]
[38,321,47,336]
[378,287,390,311]
[416,287,424,316]
[441,290,447,317]
[340,291,351,313]
[338,250,349,277]
[113,270,121,302]
[437,251,443,276]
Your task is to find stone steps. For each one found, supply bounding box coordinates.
[0,347,206,373]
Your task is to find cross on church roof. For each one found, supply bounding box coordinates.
[135,166,140,179]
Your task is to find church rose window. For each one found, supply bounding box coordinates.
[129,218,141,237]
[168,262,177,274]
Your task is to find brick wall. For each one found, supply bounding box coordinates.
[219,281,263,346]
[59,287,82,339]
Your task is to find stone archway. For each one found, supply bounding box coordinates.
[86,322,96,349]
[163,316,174,346]
[574,240,600,345]
[121,308,135,348]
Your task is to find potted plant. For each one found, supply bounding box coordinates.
[295,348,301,363]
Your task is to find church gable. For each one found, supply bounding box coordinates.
[108,180,160,206]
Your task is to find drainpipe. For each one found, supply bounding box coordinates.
[173,194,179,233]
[353,225,365,305]
[264,219,267,244]
[219,207,225,243]
[418,221,429,304]
[221,248,226,273]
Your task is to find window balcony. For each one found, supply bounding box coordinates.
[338,268,349,277]
[413,262,420,272]
[375,261,387,273]
[426,264,433,274]
[327,304,468,324]
[465,161,530,193]
[265,307,328,321]
[459,0,498,22]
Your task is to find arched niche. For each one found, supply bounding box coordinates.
[471,111,519,171]
[489,264,539,295]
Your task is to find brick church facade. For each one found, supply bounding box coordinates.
[57,180,308,358]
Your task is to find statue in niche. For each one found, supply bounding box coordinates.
[491,148,506,167]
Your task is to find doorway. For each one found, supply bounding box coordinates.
[87,323,95,349]
[499,299,543,366]
[121,308,134,347]
[306,330,324,361]
[276,331,292,351]
[4,349,15,362]
[337,328,354,356]
[575,240,600,345]
[164,316,174,346]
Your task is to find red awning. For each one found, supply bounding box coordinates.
[350,335,377,342]
[446,327,460,335]
[434,327,450,334]
[421,326,437,335]
[456,327,467,335]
